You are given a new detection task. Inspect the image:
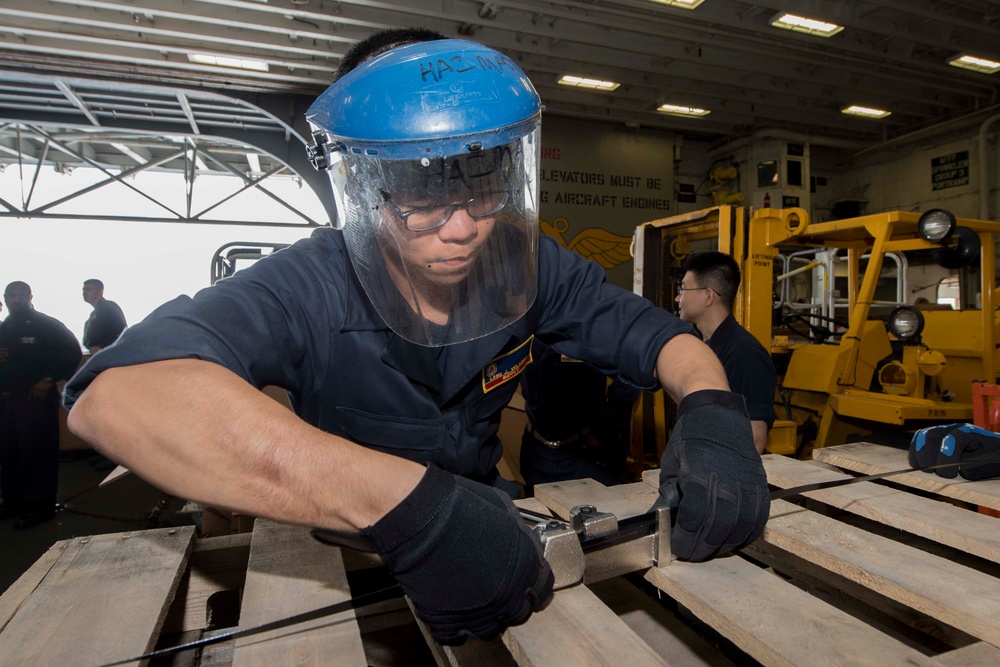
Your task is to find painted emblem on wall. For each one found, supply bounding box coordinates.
[540,216,633,270]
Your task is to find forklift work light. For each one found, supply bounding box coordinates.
[917,208,956,243]
[888,306,924,341]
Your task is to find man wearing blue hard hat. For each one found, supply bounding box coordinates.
[64,29,768,644]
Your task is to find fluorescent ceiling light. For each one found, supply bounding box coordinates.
[657,104,710,117]
[188,54,270,72]
[650,0,706,8]
[770,13,844,38]
[842,105,891,119]
[557,75,620,91]
[948,54,1000,74]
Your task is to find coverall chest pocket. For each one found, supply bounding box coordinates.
[464,382,518,433]
[331,406,449,457]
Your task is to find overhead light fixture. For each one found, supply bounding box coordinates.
[947,54,1000,74]
[188,54,270,72]
[657,103,710,117]
[770,13,844,38]
[842,105,891,119]
[557,75,620,91]
[649,0,706,9]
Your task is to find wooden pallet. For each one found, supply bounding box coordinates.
[2,442,1000,666]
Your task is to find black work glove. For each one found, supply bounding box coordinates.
[362,464,552,645]
[659,390,770,562]
[933,424,1000,481]
[908,423,958,469]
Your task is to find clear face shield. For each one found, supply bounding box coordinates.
[327,126,540,346]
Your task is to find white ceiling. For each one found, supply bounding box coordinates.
[1,0,999,144]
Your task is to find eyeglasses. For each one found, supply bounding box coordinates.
[381,190,510,232]
[676,286,713,293]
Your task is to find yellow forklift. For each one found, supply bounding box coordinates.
[632,206,999,460]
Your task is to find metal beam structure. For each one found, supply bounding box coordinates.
[1,0,998,142]
[0,70,334,226]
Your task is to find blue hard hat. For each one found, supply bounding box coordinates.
[306,39,541,160]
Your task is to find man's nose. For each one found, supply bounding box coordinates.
[437,207,479,242]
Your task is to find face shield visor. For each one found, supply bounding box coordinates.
[306,39,541,347]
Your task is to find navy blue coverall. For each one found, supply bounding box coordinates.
[64,229,693,490]
[0,308,82,515]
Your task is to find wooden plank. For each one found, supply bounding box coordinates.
[232,520,366,667]
[0,539,73,632]
[813,443,1000,511]
[510,486,669,666]
[741,542,978,651]
[502,584,668,667]
[763,454,1000,564]
[587,578,734,667]
[763,497,1000,647]
[934,642,1000,666]
[408,598,517,667]
[645,556,937,667]
[513,497,552,516]
[0,526,196,665]
[162,532,252,634]
[533,479,658,521]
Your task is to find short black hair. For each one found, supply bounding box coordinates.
[4,281,30,295]
[84,278,104,290]
[334,28,447,82]
[681,251,741,311]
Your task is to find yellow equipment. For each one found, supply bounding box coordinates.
[632,206,999,460]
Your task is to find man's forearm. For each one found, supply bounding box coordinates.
[654,333,730,403]
[67,358,424,532]
[751,421,768,454]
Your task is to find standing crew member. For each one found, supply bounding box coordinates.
[0,281,82,529]
[519,340,639,495]
[82,278,127,353]
[65,30,769,644]
[676,251,777,454]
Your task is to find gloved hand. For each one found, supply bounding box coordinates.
[914,423,1000,481]
[659,390,770,562]
[908,423,959,470]
[361,464,553,645]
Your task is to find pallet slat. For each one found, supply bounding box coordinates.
[534,479,657,521]
[513,485,668,666]
[813,443,1000,511]
[232,519,366,666]
[503,584,668,667]
[764,497,1000,646]
[935,642,1000,666]
[0,539,72,632]
[535,477,941,666]
[0,526,195,666]
[162,532,252,634]
[763,454,1000,564]
[645,556,937,666]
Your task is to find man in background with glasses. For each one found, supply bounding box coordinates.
[676,251,777,454]
[64,30,769,644]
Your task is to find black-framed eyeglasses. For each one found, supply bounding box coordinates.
[677,286,713,293]
[381,190,510,232]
